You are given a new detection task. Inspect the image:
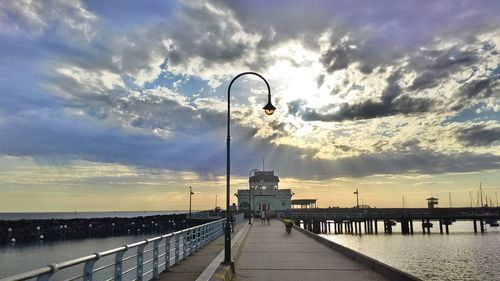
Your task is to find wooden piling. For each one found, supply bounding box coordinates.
[401,220,410,234]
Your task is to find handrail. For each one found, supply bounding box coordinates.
[1,218,226,281]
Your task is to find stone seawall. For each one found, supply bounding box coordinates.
[0,214,218,244]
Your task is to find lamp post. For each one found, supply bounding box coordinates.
[248,169,260,224]
[354,188,359,208]
[224,72,276,265]
[189,186,194,219]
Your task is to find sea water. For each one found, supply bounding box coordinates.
[320,220,500,281]
[0,211,189,279]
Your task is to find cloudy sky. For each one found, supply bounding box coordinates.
[0,0,499,211]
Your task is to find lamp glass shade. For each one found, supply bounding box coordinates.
[263,101,276,116]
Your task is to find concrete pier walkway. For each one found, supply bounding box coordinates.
[235,220,388,281]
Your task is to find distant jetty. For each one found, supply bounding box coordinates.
[0,211,220,244]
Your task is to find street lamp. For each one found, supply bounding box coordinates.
[224,72,275,265]
[248,169,260,224]
[354,188,359,208]
[189,186,194,219]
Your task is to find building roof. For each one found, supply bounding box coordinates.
[249,170,280,183]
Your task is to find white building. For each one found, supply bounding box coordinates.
[235,170,293,215]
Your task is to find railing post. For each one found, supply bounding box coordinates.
[200,225,205,246]
[175,233,180,264]
[209,222,213,241]
[198,226,202,249]
[201,225,206,246]
[164,235,172,271]
[136,241,148,281]
[210,222,214,241]
[193,227,198,252]
[114,246,128,281]
[36,264,58,281]
[152,238,161,280]
[209,222,214,241]
[200,225,204,248]
[183,230,188,259]
[83,253,100,281]
[188,228,193,255]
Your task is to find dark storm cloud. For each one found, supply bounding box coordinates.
[461,79,496,99]
[450,78,499,111]
[292,72,433,122]
[316,74,325,88]
[410,49,477,91]
[295,36,498,122]
[166,2,251,68]
[0,112,223,172]
[455,124,500,146]
[287,99,307,115]
[321,43,356,73]
[298,97,431,122]
[241,138,500,179]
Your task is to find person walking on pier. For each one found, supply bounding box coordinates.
[261,211,266,225]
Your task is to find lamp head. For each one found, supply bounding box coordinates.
[263,101,276,116]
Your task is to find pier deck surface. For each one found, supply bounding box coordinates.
[235,220,388,281]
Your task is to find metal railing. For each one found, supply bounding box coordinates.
[1,219,226,281]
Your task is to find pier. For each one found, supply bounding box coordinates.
[233,220,418,281]
[1,216,422,281]
[279,207,500,235]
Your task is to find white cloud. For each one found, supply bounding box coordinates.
[0,0,96,40]
[55,66,125,92]
[3,0,498,181]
